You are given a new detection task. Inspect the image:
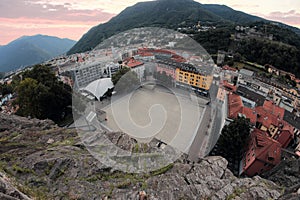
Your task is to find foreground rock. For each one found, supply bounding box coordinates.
[0,114,298,199]
[262,158,300,200]
[0,172,31,200]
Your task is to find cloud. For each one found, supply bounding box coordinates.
[0,0,118,44]
[231,4,260,9]
[0,0,115,22]
[256,10,300,27]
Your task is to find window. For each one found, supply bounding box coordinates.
[268,157,274,161]
[260,168,264,172]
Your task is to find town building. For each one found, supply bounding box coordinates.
[236,86,266,107]
[175,63,213,92]
[227,94,295,149]
[227,93,257,124]
[241,129,281,177]
[155,59,179,80]
[73,62,120,88]
[123,57,145,82]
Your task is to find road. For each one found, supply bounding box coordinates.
[188,71,225,161]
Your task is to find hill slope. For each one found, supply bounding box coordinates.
[0,35,76,72]
[68,0,300,55]
[67,0,227,54]
[202,4,265,24]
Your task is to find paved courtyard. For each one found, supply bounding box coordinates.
[101,87,205,153]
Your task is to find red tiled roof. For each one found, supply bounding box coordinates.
[227,93,256,123]
[125,58,144,68]
[222,80,237,92]
[228,93,243,119]
[256,108,282,128]
[262,101,285,119]
[138,51,154,57]
[171,54,186,63]
[243,129,281,173]
[222,65,237,72]
[242,107,257,124]
[255,101,287,130]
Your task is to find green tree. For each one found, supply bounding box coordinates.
[112,67,130,85]
[0,83,13,96]
[214,117,251,161]
[15,65,72,123]
[15,78,41,117]
[112,67,140,93]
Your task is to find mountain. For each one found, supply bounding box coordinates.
[201,4,266,24]
[0,35,76,72]
[67,0,277,55]
[67,0,226,54]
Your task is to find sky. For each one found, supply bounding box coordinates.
[0,0,300,45]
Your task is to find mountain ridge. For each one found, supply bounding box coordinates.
[67,0,300,55]
[0,35,76,73]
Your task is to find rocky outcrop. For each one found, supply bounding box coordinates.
[0,113,298,199]
[0,172,31,200]
[262,158,300,200]
[0,114,55,133]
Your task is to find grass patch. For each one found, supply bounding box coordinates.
[116,180,132,189]
[17,184,50,200]
[150,163,174,176]
[12,163,34,174]
[226,187,246,200]
[49,137,76,147]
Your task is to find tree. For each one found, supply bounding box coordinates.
[15,65,72,123]
[0,83,13,96]
[15,78,41,117]
[112,67,140,93]
[213,117,251,162]
[112,67,130,85]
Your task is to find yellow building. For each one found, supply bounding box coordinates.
[175,67,213,91]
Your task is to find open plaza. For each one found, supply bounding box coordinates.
[100,85,205,153]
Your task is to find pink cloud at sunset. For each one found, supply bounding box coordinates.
[256,10,300,28]
[0,0,300,45]
[0,0,116,45]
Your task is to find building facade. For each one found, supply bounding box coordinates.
[175,66,213,91]
[241,129,281,177]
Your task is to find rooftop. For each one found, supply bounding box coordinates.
[237,86,265,107]
[227,93,256,124]
[283,111,300,130]
[222,65,237,72]
[243,129,281,174]
[240,69,254,77]
[124,58,144,68]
